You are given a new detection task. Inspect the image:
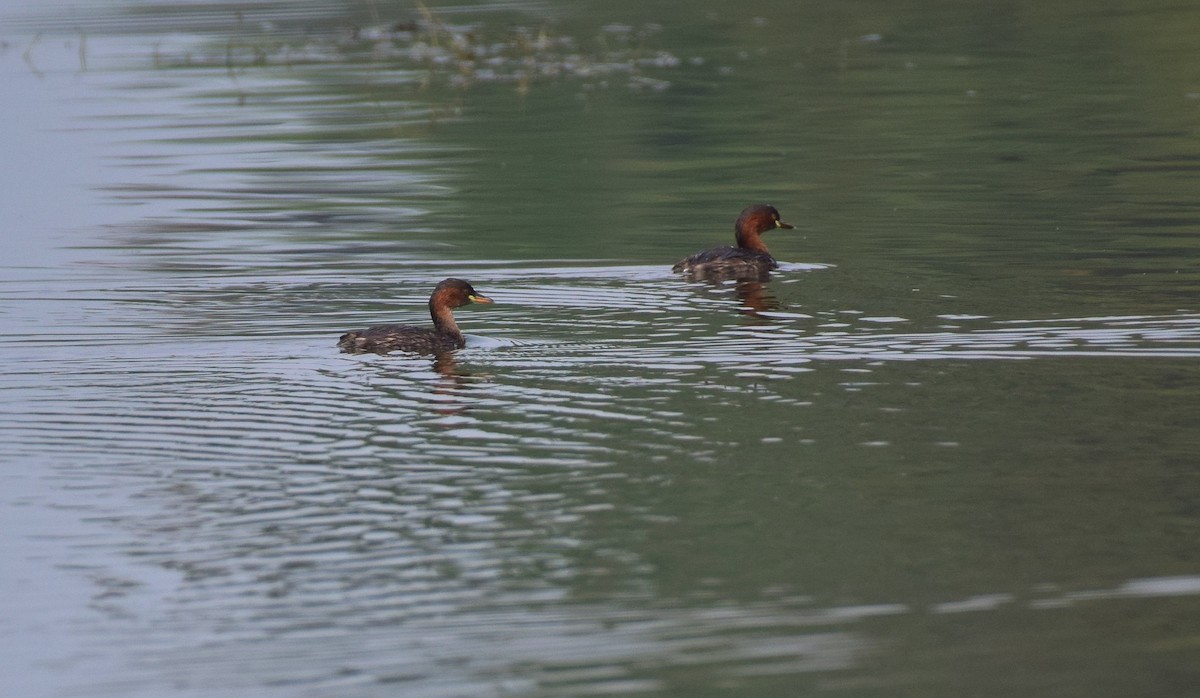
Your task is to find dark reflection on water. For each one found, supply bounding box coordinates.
[4,0,1200,696]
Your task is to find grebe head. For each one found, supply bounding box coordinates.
[736,204,793,236]
[430,278,494,311]
[733,204,793,249]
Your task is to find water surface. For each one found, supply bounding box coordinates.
[2,1,1200,696]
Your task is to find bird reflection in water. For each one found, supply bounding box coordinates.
[681,274,782,320]
[732,279,780,317]
[348,352,483,421]
[427,351,478,419]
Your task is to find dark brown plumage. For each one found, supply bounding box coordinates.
[672,204,795,279]
[338,278,494,355]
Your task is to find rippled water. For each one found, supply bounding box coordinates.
[3,1,1200,696]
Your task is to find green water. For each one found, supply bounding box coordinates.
[1,1,1199,695]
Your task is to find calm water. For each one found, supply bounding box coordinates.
[2,1,1200,696]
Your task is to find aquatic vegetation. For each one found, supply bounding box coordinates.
[151,7,685,95]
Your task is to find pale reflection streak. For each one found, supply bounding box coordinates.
[480,300,1200,372]
[83,570,1200,696]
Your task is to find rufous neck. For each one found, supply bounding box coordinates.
[430,302,463,340]
[735,230,771,254]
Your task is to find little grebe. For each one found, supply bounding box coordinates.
[338,278,494,355]
[672,204,795,279]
